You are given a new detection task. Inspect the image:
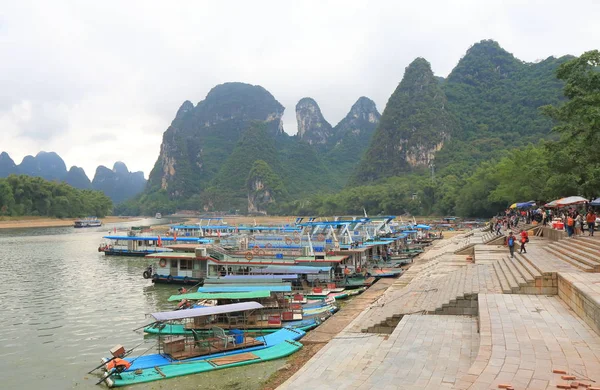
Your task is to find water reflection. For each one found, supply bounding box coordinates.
[0,218,278,389]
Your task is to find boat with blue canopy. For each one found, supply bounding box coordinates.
[99,235,210,257]
[97,302,304,387]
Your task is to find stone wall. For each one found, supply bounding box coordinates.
[557,273,600,337]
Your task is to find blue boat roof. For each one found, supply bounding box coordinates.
[252,265,331,274]
[197,284,292,293]
[102,235,210,242]
[222,274,298,280]
[170,225,232,229]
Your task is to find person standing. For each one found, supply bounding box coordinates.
[506,232,516,258]
[519,229,529,254]
[566,214,575,237]
[575,212,583,236]
[542,209,547,226]
[587,210,597,236]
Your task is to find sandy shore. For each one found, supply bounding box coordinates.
[0,216,142,229]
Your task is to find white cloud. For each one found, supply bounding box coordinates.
[0,0,598,179]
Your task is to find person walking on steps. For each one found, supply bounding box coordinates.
[506,232,516,258]
[587,210,596,236]
[519,229,529,254]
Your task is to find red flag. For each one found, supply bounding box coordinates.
[218,230,221,238]
[173,231,177,241]
[114,227,116,233]
[157,235,162,247]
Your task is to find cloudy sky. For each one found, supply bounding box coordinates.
[1,1,598,179]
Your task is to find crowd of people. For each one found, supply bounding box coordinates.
[491,204,598,259]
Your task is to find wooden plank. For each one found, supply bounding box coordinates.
[208,352,261,366]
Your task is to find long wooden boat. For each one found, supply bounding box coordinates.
[104,340,302,387]
[98,302,303,387]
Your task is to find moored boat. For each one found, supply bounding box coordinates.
[74,217,102,228]
[96,302,304,387]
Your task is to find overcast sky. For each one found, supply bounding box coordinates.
[1,1,598,179]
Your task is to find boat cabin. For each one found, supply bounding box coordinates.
[167,289,300,328]
[101,236,209,257]
[152,302,266,360]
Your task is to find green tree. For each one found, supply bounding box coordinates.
[542,50,600,198]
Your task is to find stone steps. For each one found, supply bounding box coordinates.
[513,252,543,280]
[454,294,600,390]
[578,236,600,250]
[492,261,513,294]
[562,238,600,259]
[279,315,480,390]
[549,242,600,271]
[543,245,595,272]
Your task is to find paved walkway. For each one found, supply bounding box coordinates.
[279,229,600,390]
[456,294,600,389]
[280,315,479,390]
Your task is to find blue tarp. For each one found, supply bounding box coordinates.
[516,201,536,209]
[103,235,210,242]
[197,285,292,293]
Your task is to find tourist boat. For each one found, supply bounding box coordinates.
[99,235,209,258]
[144,289,324,335]
[97,302,303,387]
[74,217,102,228]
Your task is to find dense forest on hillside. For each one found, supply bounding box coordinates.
[274,50,600,217]
[116,42,598,218]
[0,175,113,218]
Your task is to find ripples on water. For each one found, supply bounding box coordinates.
[0,219,280,389]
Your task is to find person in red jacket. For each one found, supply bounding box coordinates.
[519,229,529,254]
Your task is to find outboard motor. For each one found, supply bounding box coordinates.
[142,265,153,279]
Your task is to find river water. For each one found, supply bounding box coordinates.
[0,219,284,389]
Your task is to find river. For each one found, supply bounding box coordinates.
[0,219,284,389]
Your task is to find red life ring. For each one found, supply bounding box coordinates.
[285,236,292,245]
[266,243,273,249]
[159,259,167,268]
[293,237,301,244]
[317,234,325,242]
[245,252,254,261]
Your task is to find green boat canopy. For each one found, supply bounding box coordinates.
[168,290,271,302]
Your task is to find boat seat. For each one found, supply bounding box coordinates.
[190,329,211,349]
[211,326,236,348]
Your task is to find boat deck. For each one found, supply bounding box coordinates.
[183,320,287,330]
[165,336,264,360]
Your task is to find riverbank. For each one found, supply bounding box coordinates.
[0,216,142,229]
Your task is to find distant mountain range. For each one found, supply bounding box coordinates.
[0,151,146,203]
[116,39,571,216]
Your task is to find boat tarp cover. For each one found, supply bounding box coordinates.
[204,278,284,284]
[251,265,331,274]
[151,302,263,321]
[197,284,292,293]
[167,290,271,302]
[222,274,298,280]
[102,235,209,243]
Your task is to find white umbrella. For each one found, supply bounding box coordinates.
[556,196,588,207]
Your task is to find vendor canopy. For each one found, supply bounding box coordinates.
[590,198,600,207]
[510,201,536,209]
[546,196,588,208]
[150,302,263,321]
